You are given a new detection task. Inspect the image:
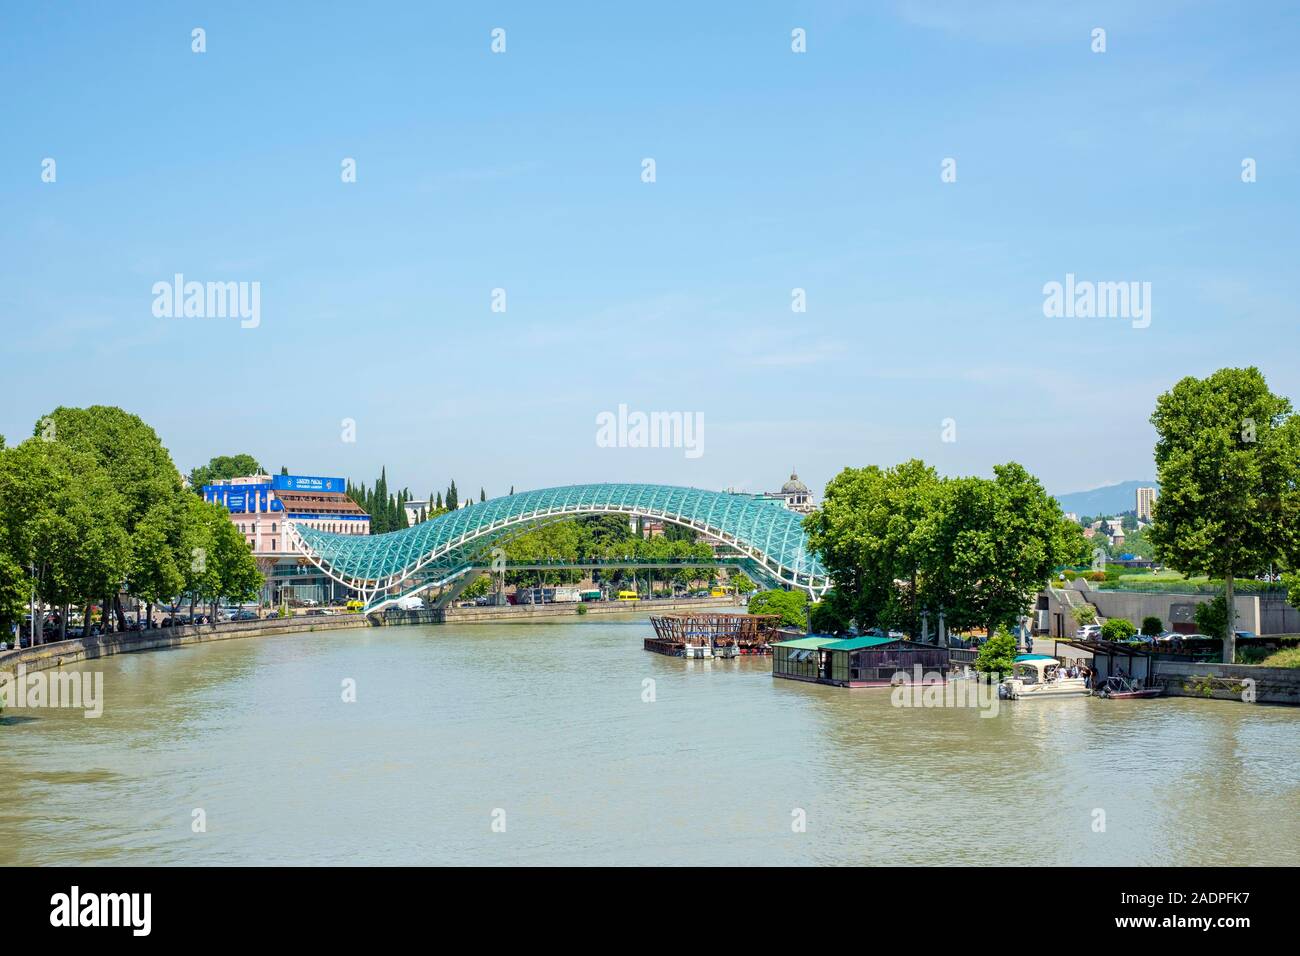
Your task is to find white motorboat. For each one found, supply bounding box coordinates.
[998,655,1090,700]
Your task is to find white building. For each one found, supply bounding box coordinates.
[1136,486,1157,521]
[761,471,816,514]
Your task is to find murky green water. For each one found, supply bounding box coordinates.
[2,618,1297,865]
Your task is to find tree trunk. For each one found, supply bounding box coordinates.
[114,594,127,631]
[59,604,69,642]
[1223,574,1236,664]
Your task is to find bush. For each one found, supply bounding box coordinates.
[1101,617,1136,642]
[974,629,1017,678]
[1140,616,1163,637]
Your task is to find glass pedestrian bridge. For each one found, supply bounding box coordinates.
[288,483,830,611]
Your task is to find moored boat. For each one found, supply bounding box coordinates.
[1095,675,1164,699]
[998,655,1091,700]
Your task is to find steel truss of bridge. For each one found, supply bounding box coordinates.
[286,482,830,612]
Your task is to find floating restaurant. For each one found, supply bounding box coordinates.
[772,634,950,687]
[645,612,782,658]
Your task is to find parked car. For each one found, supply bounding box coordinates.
[1234,630,1258,640]
[234,610,259,622]
[1076,624,1102,640]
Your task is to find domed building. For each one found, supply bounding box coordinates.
[764,470,815,514]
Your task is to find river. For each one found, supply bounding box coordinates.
[2,617,1298,865]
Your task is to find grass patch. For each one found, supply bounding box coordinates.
[1258,647,1300,668]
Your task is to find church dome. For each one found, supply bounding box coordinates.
[781,472,809,495]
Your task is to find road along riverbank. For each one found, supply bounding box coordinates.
[439,595,737,624]
[0,616,370,677]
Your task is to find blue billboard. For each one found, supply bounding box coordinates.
[272,474,345,493]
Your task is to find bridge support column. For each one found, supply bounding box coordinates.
[937,610,948,648]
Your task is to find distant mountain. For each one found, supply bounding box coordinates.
[1051,480,1158,518]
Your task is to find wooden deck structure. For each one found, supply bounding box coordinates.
[645,612,783,657]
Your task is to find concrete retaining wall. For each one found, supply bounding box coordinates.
[0,616,370,677]
[1152,660,1300,705]
[441,596,737,624]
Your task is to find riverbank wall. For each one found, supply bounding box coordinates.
[1,598,738,674]
[0,616,370,677]
[440,596,738,624]
[1151,660,1300,705]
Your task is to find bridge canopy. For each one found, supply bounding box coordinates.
[288,483,829,610]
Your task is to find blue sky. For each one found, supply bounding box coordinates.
[2,1,1297,501]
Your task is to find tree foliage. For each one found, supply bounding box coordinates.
[747,589,808,627]
[1194,595,1230,640]
[1150,367,1300,661]
[188,454,263,494]
[806,459,1082,637]
[0,407,267,641]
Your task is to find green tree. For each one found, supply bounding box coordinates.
[188,454,263,494]
[919,463,1079,636]
[1284,572,1300,610]
[1149,368,1300,662]
[727,571,756,594]
[805,461,940,635]
[808,460,1078,639]
[809,593,853,635]
[1140,615,1163,637]
[1194,595,1230,641]
[747,589,808,627]
[1071,604,1097,626]
[0,436,131,642]
[41,406,186,630]
[459,576,492,601]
